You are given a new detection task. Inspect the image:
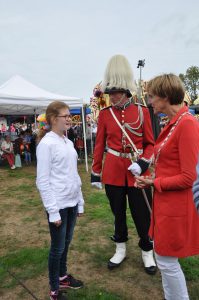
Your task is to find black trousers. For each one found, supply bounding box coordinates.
[105,184,153,251]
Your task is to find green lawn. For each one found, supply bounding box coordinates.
[0,164,199,300]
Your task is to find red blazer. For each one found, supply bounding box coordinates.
[149,106,199,257]
[92,104,154,186]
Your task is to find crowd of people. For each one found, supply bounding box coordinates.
[67,121,97,157]
[0,117,96,170]
[0,121,35,137]
[1,54,199,300]
[0,128,36,169]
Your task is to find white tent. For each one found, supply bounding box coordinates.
[0,75,88,171]
[0,75,83,114]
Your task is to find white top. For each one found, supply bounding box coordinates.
[36,131,84,222]
[1,140,13,152]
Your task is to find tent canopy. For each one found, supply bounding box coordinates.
[0,75,83,115]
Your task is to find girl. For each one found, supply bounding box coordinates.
[36,101,84,300]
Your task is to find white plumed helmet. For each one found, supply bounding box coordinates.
[101,54,137,97]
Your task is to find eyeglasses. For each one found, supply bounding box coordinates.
[57,114,72,120]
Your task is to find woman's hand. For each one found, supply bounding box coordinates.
[53,220,62,227]
[135,175,154,189]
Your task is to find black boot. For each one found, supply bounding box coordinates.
[142,250,157,275]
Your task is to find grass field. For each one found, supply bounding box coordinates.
[0,163,199,300]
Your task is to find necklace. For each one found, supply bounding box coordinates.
[155,111,191,165]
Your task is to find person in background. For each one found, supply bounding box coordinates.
[73,122,83,158]
[135,74,199,300]
[23,140,31,165]
[23,130,32,164]
[24,130,32,144]
[193,158,199,214]
[86,123,91,156]
[13,133,23,168]
[29,132,36,162]
[1,135,15,169]
[36,101,84,300]
[67,126,76,144]
[15,124,20,136]
[10,123,16,134]
[1,123,7,136]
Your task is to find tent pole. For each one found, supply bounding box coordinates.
[34,109,37,128]
[81,103,88,172]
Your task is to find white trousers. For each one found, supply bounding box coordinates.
[155,253,189,300]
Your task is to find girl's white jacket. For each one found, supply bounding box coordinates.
[36,131,84,222]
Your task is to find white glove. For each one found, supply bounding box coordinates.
[91,182,103,189]
[128,162,142,176]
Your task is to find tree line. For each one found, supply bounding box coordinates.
[179,66,199,104]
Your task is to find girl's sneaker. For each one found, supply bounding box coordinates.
[59,274,83,290]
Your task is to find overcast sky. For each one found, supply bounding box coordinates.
[0,0,198,103]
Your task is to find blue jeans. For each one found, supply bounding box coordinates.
[24,151,31,163]
[47,205,78,291]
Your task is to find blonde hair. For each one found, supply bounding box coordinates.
[102,54,137,93]
[37,101,69,143]
[147,74,185,105]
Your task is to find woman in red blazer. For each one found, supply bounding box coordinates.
[135,74,199,300]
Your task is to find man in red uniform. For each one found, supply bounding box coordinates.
[91,55,156,275]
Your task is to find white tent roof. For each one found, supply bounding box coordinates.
[0,75,83,115]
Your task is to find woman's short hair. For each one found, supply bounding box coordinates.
[147,74,185,105]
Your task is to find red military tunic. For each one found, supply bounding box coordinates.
[92,103,154,186]
[149,106,199,257]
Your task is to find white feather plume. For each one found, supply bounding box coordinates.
[102,54,137,93]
